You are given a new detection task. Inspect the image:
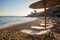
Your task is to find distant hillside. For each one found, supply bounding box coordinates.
[27,6,60,17]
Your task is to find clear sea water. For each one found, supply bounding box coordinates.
[0,16,37,27]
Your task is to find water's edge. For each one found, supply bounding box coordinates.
[0,17,37,29]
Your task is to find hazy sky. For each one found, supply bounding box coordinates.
[0,0,44,16]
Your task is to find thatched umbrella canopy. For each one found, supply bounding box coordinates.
[29,0,60,9]
[29,0,60,30]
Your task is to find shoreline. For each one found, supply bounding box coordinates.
[0,18,38,29]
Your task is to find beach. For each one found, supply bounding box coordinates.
[0,18,60,40]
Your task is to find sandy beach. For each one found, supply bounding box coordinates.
[0,18,60,40]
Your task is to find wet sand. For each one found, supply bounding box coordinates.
[0,18,60,40]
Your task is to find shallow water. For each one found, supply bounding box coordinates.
[0,16,37,27]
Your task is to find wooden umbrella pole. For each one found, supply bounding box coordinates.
[44,0,46,30]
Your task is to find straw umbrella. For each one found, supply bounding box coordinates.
[29,0,60,40]
[30,0,60,9]
[29,0,60,30]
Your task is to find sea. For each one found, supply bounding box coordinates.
[0,16,37,27]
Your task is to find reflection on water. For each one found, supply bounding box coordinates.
[0,16,37,27]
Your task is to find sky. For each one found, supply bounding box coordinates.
[0,0,44,16]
